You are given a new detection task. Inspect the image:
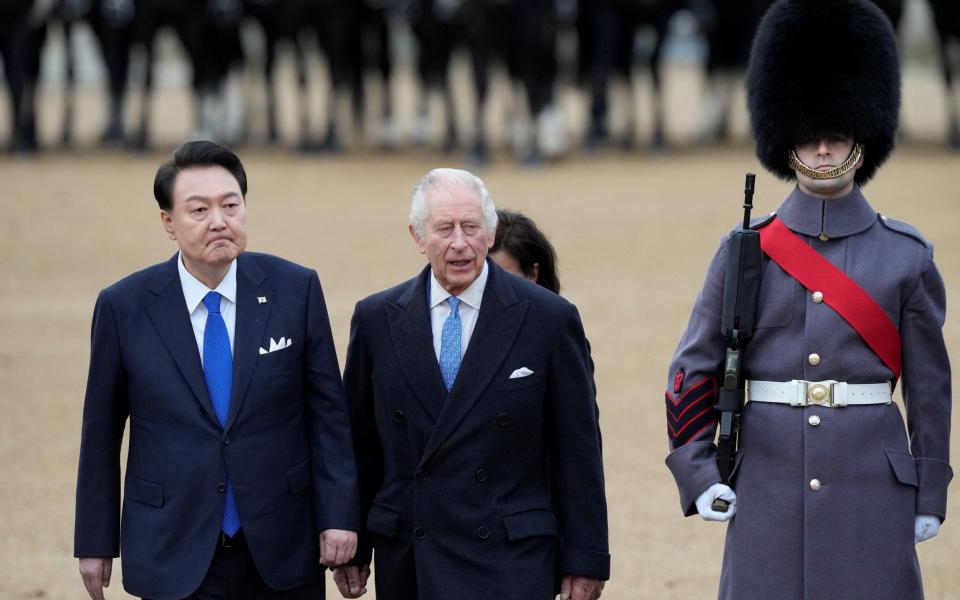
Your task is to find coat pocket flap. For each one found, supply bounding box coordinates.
[286,459,312,494]
[885,449,919,487]
[502,509,559,541]
[366,503,400,539]
[493,373,546,392]
[125,474,163,507]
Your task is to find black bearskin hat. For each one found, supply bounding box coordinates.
[746,0,900,185]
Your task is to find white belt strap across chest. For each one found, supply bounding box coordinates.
[747,380,892,408]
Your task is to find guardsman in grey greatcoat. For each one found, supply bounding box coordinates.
[664,1,952,598]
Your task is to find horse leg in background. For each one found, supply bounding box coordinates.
[517,0,564,163]
[61,15,76,146]
[930,1,960,149]
[369,5,397,149]
[583,3,615,150]
[92,0,134,145]
[285,32,311,152]
[647,19,668,151]
[466,15,491,165]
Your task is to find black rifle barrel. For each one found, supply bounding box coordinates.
[713,173,762,513]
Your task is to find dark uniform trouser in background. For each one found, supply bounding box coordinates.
[144,530,325,600]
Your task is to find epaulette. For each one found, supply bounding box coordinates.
[749,212,777,230]
[877,214,927,246]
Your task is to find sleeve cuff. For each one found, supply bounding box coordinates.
[558,548,611,581]
[666,441,722,517]
[916,458,954,521]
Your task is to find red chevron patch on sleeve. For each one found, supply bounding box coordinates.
[666,376,718,449]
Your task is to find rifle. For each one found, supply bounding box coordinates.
[712,173,762,512]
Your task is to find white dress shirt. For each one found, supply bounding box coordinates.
[430,261,488,362]
[177,252,238,365]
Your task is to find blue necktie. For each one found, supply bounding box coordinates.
[439,296,462,391]
[202,292,241,537]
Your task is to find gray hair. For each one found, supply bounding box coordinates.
[409,168,498,239]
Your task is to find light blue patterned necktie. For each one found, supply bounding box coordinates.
[202,292,241,536]
[439,296,462,391]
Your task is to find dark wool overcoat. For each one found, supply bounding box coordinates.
[344,259,609,600]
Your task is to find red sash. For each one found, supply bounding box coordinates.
[758,217,902,381]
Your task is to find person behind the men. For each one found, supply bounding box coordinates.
[332,168,609,600]
[74,141,361,600]
[664,1,952,599]
[489,209,561,294]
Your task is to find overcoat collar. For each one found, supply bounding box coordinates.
[387,265,449,422]
[145,253,270,432]
[776,185,877,239]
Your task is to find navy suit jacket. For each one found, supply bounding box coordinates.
[74,252,360,600]
[344,259,609,600]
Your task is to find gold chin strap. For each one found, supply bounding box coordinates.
[788,143,863,180]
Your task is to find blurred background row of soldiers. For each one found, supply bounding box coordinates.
[1,0,958,164]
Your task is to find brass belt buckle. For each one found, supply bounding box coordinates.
[807,383,832,406]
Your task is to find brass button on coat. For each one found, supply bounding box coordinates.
[810,479,822,491]
[808,353,821,366]
[818,232,829,241]
[808,415,821,426]
[812,291,824,303]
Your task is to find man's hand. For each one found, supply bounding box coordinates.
[78,558,112,600]
[695,482,737,522]
[559,574,604,600]
[319,529,358,567]
[332,564,370,598]
[915,514,941,544]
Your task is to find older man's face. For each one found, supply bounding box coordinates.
[411,184,494,296]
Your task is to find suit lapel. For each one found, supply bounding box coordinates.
[226,255,271,432]
[419,262,528,468]
[145,255,220,427]
[387,267,448,423]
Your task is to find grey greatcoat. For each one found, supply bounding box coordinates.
[665,187,952,600]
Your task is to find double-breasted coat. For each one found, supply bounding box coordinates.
[344,260,609,600]
[665,187,952,600]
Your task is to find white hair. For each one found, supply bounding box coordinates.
[409,168,498,239]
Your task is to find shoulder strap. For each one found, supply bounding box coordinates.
[758,217,901,381]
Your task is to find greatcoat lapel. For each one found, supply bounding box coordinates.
[145,255,219,427]
[387,267,448,422]
[419,262,528,468]
[225,254,271,432]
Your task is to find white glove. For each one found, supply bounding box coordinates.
[695,482,737,522]
[915,514,941,543]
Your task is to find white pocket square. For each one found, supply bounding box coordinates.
[509,367,534,379]
[259,336,292,355]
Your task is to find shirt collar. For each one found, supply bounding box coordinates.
[776,185,877,239]
[429,260,488,310]
[177,251,238,313]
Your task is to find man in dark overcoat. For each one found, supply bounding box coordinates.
[664,1,952,598]
[333,168,609,600]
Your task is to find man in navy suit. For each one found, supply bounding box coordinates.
[334,169,609,600]
[74,141,360,600]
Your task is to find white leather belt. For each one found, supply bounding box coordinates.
[747,380,892,408]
